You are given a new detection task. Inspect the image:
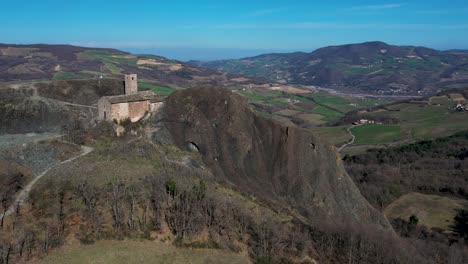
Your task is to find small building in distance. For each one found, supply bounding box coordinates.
[352,119,377,125]
[98,74,163,123]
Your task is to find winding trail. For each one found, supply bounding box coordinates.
[338,125,360,152]
[1,145,94,218]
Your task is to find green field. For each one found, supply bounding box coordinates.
[237,88,385,126]
[239,89,272,101]
[239,88,467,150]
[42,240,249,264]
[81,50,137,66]
[310,106,344,121]
[53,72,85,80]
[351,124,402,145]
[366,103,468,141]
[384,192,468,231]
[105,62,123,74]
[312,92,468,150]
[138,82,175,96]
[309,125,351,145]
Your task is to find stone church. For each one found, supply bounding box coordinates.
[98,74,163,123]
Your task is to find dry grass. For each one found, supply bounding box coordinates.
[136,59,163,65]
[169,64,183,71]
[136,60,183,71]
[384,192,468,231]
[231,77,250,82]
[41,240,250,264]
[111,55,136,59]
[296,113,328,125]
[0,47,37,56]
[269,85,311,94]
[448,93,466,102]
[275,109,300,117]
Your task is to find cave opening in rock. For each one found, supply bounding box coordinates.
[187,142,200,152]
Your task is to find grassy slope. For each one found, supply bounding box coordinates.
[309,125,351,146]
[384,192,468,231]
[351,124,401,145]
[41,240,249,264]
[138,81,175,96]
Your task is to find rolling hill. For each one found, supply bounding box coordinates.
[309,87,468,155]
[0,43,265,89]
[190,41,468,96]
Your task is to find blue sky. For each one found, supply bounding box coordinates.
[1,0,468,60]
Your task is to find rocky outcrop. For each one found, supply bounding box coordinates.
[158,87,390,228]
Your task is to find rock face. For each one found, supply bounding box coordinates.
[160,87,389,227]
[0,79,124,134]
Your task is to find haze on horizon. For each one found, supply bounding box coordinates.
[2,0,468,61]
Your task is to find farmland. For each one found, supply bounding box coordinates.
[138,81,175,96]
[310,92,468,153]
[237,87,390,127]
[351,124,401,145]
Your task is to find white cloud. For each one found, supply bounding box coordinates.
[346,3,404,11]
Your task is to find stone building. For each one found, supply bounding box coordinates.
[98,74,163,123]
[124,73,138,94]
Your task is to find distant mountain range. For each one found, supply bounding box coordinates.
[189,41,468,95]
[0,43,264,89]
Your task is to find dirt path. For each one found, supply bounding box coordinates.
[44,97,98,109]
[338,125,360,152]
[1,145,93,217]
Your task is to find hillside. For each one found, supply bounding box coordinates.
[309,87,468,154]
[157,87,388,226]
[1,85,467,263]
[0,78,124,134]
[0,43,265,89]
[344,131,468,243]
[191,41,468,96]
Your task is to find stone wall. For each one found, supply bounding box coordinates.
[110,100,149,123]
[128,101,149,122]
[97,98,112,121]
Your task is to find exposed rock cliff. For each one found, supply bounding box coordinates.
[158,87,389,227]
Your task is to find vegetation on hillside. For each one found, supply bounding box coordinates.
[236,87,389,128]
[192,41,468,95]
[312,90,468,152]
[345,131,468,209]
[0,43,265,90]
[2,135,463,264]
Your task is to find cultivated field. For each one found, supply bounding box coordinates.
[351,124,401,145]
[237,87,390,127]
[312,92,468,152]
[138,81,175,96]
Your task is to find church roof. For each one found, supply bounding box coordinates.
[101,91,161,104]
